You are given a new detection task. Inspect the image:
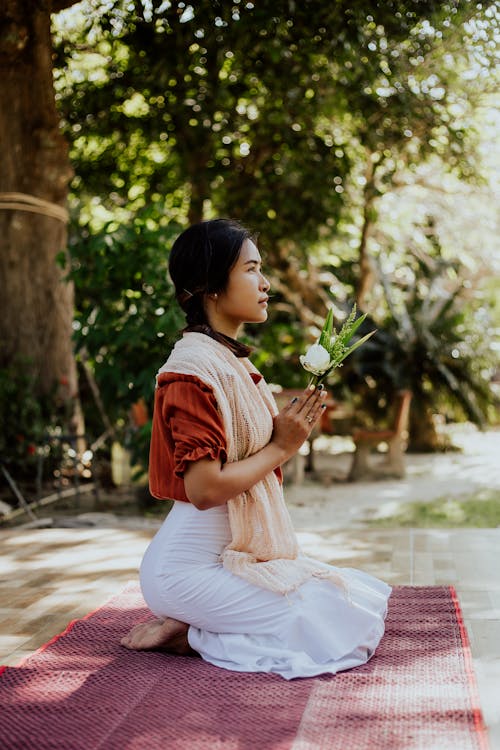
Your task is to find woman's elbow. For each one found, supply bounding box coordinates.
[183,460,225,510]
[184,482,222,510]
[186,493,212,511]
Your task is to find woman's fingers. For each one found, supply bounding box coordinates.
[285,386,324,414]
[297,386,325,415]
[272,387,328,458]
[284,387,327,429]
[283,395,299,411]
[304,395,327,427]
[301,386,325,414]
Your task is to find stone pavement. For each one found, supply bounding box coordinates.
[1,426,499,747]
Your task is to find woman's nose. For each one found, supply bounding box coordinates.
[260,273,270,291]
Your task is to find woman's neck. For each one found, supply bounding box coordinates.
[184,324,252,358]
[206,312,241,341]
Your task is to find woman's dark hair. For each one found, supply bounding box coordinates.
[168,219,253,356]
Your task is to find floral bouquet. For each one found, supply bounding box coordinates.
[300,306,376,387]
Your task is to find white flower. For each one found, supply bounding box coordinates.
[299,343,332,376]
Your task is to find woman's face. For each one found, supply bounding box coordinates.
[207,239,270,336]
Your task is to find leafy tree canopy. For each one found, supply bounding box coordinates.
[54,0,497,252]
[50,0,498,459]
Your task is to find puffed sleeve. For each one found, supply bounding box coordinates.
[160,377,227,478]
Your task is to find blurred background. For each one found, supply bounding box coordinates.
[0,0,498,522]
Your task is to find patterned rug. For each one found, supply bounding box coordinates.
[0,585,488,749]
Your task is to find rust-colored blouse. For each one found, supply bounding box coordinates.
[149,371,282,502]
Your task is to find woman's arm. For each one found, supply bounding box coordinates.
[184,386,327,510]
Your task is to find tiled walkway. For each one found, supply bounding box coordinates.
[1,522,499,747]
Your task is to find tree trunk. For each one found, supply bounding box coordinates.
[0,1,80,430]
[408,401,441,452]
[187,178,206,225]
[355,157,377,311]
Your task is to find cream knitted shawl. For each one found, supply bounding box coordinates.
[159,332,346,596]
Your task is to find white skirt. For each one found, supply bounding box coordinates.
[140,501,391,680]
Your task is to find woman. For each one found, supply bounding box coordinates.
[121,219,391,679]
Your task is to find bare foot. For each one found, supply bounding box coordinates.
[120,616,192,652]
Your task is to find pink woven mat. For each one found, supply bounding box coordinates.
[0,585,488,750]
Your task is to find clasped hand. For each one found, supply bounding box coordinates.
[271,386,327,461]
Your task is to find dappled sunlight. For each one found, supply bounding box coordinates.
[296,528,407,568]
[295,530,370,562]
[0,558,26,575]
[371,500,405,519]
[3,528,103,546]
[7,670,90,704]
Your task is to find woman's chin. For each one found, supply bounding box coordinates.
[244,309,268,324]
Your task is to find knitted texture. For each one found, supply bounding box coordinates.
[0,586,488,750]
[159,332,346,595]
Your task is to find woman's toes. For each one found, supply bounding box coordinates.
[120,622,147,649]
[120,617,190,651]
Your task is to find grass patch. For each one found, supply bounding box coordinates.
[368,489,500,528]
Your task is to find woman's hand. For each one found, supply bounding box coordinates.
[184,385,326,510]
[271,386,327,462]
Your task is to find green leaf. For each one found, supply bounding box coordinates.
[334,329,378,366]
[319,308,334,350]
[339,311,367,343]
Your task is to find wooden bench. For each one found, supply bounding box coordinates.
[348,390,413,481]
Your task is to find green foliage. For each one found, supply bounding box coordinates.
[0,360,44,475]
[69,205,185,448]
[246,316,310,389]
[341,241,498,439]
[369,489,500,528]
[48,0,499,466]
[53,0,496,251]
[0,359,69,480]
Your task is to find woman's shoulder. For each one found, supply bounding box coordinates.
[154,373,221,422]
[159,332,242,384]
[156,371,215,395]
